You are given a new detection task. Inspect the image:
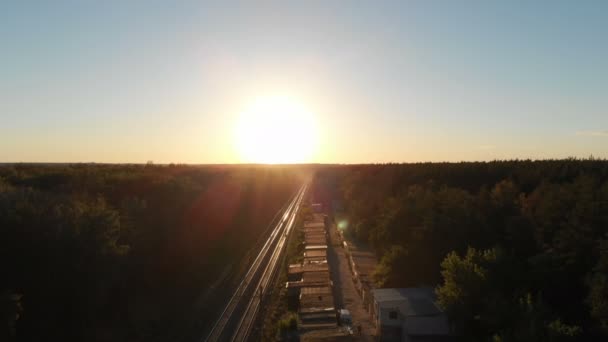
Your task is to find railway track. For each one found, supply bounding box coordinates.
[203,184,307,342]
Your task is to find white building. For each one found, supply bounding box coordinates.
[371,288,451,342]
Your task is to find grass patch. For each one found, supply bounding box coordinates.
[277,312,298,337]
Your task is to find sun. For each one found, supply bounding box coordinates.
[234,96,317,163]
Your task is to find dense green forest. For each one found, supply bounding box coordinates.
[0,164,302,341]
[314,160,608,341]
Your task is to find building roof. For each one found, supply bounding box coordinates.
[371,288,442,316]
[305,237,327,245]
[286,280,331,289]
[304,259,328,266]
[300,307,336,315]
[301,286,332,296]
[289,263,329,275]
[305,220,325,226]
[304,250,327,258]
[305,225,325,230]
[300,293,334,310]
[305,230,326,235]
[304,228,326,235]
[305,232,326,238]
[304,257,327,263]
[302,271,330,283]
[305,244,328,250]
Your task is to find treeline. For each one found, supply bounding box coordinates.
[315,159,608,341]
[0,164,301,341]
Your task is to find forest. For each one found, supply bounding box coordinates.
[314,159,608,341]
[0,163,302,341]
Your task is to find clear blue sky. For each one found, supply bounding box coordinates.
[1,1,607,163]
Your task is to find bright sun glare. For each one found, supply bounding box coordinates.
[235,96,317,164]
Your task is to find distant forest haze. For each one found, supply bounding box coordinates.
[314,159,608,341]
[0,164,303,341]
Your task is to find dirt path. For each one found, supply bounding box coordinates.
[328,223,376,341]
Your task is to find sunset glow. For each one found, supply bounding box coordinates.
[234,96,317,163]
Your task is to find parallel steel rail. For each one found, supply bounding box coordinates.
[203,184,306,342]
[230,185,306,341]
